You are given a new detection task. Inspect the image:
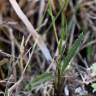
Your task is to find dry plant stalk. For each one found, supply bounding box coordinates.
[19,36,25,72]
[9,0,52,62]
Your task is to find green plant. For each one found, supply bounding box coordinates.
[25,72,53,91]
[25,32,84,95]
[54,32,84,95]
[24,0,84,95]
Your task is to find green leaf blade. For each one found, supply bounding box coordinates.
[25,72,53,91]
[61,33,84,74]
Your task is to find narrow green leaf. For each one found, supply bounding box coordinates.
[87,45,92,62]
[25,72,53,91]
[58,12,66,54]
[61,33,84,74]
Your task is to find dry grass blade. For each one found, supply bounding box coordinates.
[8,0,52,62]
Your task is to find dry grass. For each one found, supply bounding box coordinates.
[0,0,96,96]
